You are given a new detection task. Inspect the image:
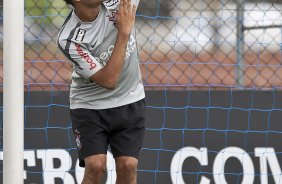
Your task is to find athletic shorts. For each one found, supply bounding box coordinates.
[70,98,146,167]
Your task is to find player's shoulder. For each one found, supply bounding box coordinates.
[57,11,82,45]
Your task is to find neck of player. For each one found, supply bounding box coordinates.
[74,4,101,22]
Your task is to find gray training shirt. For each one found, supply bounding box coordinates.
[57,0,145,109]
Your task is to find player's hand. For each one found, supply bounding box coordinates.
[116,0,137,36]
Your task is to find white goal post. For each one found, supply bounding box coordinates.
[3,0,24,183]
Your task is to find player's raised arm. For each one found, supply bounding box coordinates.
[90,0,137,90]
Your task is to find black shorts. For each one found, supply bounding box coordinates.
[70,98,146,167]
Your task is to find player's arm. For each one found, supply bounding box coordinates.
[57,39,103,82]
[90,0,137,90]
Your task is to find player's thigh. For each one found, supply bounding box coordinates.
[70,108,109,167]
[109,99,146,158]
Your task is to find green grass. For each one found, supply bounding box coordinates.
[25,0,70,25]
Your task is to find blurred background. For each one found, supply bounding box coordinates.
[0,0,281,91]
[0,1,282,183]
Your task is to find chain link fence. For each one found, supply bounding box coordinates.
[0,0,281,90]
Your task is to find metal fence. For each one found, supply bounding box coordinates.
[0,0,282,90]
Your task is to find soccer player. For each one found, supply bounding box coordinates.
[57,0,145,183]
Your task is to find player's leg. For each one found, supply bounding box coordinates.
[82,154,107,184]
[103,99,146,183]
[70,108,110,184]
[115,156,138,184]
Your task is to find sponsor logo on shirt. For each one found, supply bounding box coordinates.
[90,40,98,49]
[95,35,136,66]
[104,0,119,9]
[74,28,86,42]
[75,43,97,70]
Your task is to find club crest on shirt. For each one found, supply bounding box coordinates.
[104,0,119,9]
[74,28,86,42]
[107,10,118,28]
[74,129,82,150]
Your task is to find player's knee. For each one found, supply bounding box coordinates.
[116,159,138,175]
[85,159,106,176]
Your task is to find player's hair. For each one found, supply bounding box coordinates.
[64,0,74,6]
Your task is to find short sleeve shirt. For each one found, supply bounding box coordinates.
[57,0,145,109]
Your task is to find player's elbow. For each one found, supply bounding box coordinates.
[91,78,117,90]
[103,82,117,90]
[99,79,118,90]
[90,69,119,90]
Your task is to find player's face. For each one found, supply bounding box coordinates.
[74,0,107,7]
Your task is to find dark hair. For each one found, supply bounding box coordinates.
[64,0,74,6]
